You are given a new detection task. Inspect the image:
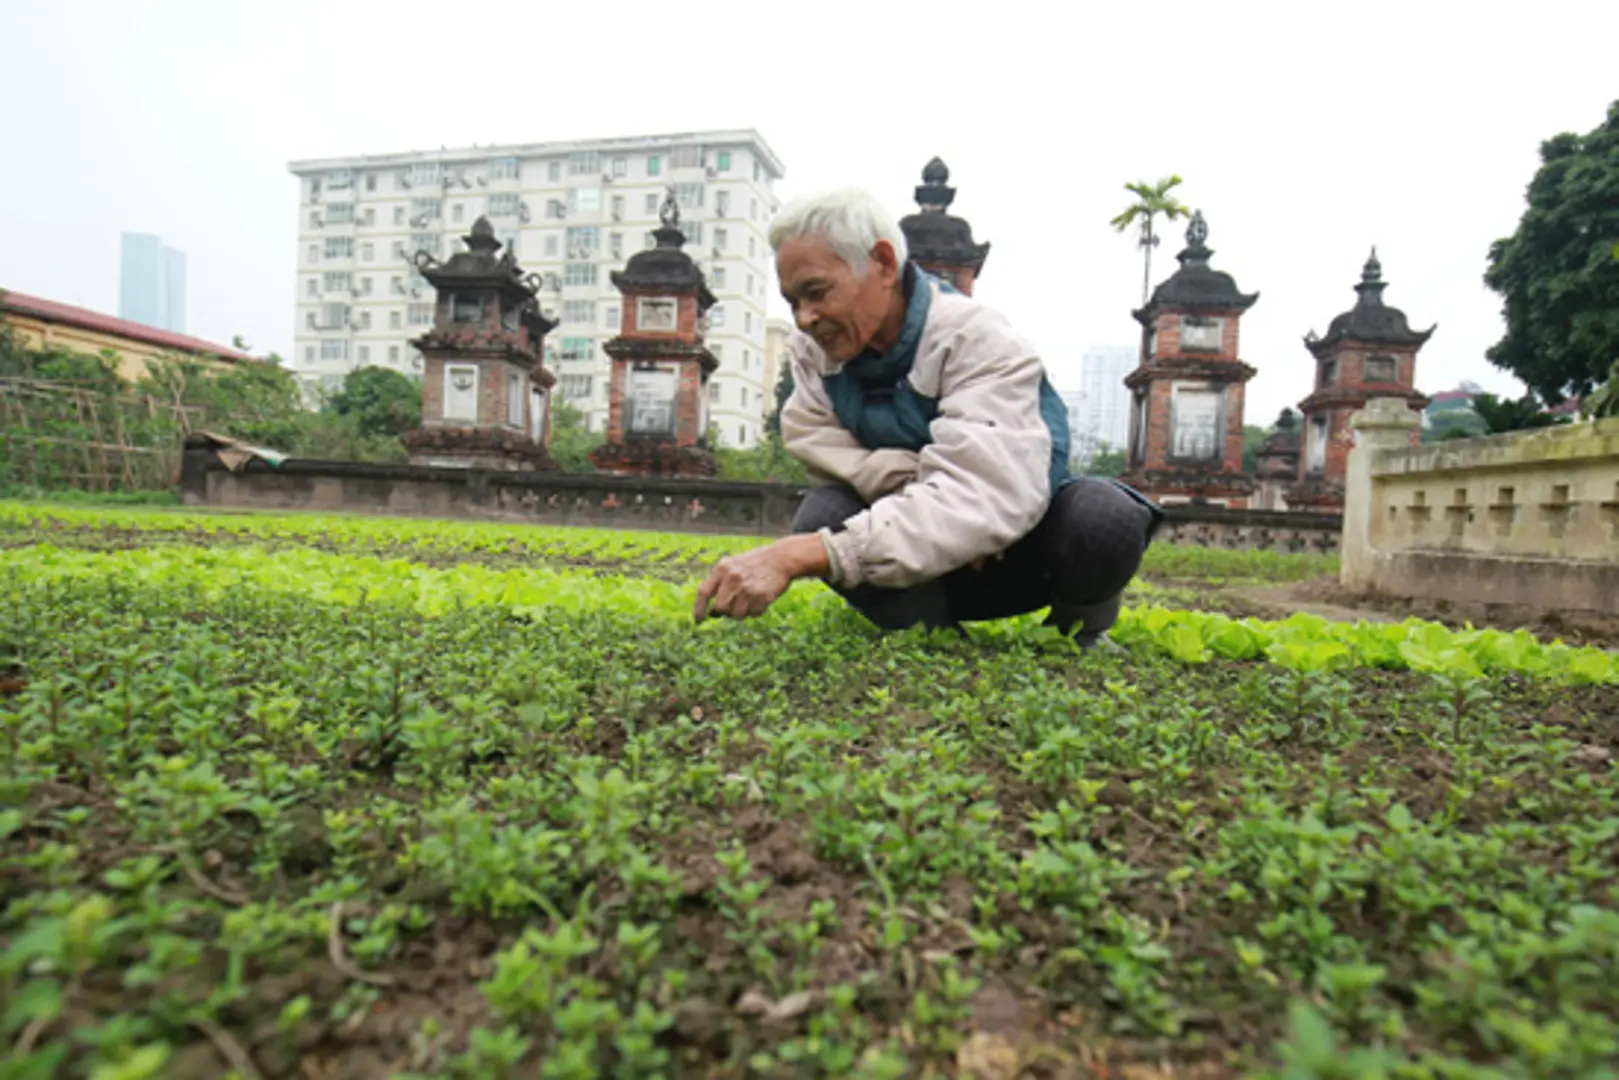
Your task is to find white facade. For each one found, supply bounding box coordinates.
[288,129,784,448]
[1077,345,1136,459]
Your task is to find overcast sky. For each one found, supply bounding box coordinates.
[2,0,1614,426]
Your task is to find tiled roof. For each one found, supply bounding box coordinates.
[0,289,251,362]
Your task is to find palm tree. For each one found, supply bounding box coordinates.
[1110,176,1192,306]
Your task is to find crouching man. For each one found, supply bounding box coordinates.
[694,187,1162,645]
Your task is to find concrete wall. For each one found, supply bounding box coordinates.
[181,435,1344,550]
[1343,399,1619,616]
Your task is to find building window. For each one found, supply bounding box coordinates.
[320,340,349,361]
[684,221,703,245]
[546,199,566,220]
[411,162,441,186]
[452,294,482,323]
[609,232,623,258]
[562,300,596,323]
[307,243,319,264]
[1180,315,1222,351]
[737,423,746,444]
[748,237,756,258]
[306,279,318,297]
[360,242,374,262]
[750,199,758,220]
[327,203,354,224]
[714,227,728,251]
[390,311,402,330]
[407,302,433,326]
[498,230,519,257]
[1306,415,1328,474]
[672,146,702,169]
[547,160,562,182]
[673,183,704,209]
[452,204,464,224]
[1320,359,1338,387]
[507,371,524,426]
[323,271,352,292]
[712,266,727,289]
[715,190,730,216]
[411,233,439,255]
[565,226,599,255]
[568,151,600,175]
[410,198,442,221]
[753,162,760,182]
[611,157,627,178]
[710,343,723,363]
[362,208,375,226]
[710,381,721,403]
[740,387,749,407]
[544,235,559,257]
[388,345,399,363]
[637,296,678,331]
[390,207,403,226]
[746,274,754,295]
[365,173,377,192]
[647,155,660,177]
[324,237,353,258]
[717,150,732,172]
[308,211,321,230]
[488,192,521,217]
[391,275,404,295]
[611,194,625,222]
[569,187,601,213]
[444,364,477,420]
[744,312,752,333]
[709,305,725,327]
[358,345,370,362]
[604,305,620,329]
[1364,355,1397,382]
[560,374,593,400]
[559,337,592,361]
[563,262,597,286]
[359,276,372,295]
[644,193,659,215]
[489,156,520,181]
[304,346,315,362]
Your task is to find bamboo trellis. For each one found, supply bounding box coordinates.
[0,378,206,492]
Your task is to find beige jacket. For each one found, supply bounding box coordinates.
[780,282,1059,590]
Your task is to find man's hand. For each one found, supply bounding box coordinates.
[694,534,829,623]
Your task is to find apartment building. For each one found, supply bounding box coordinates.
[288,129,784,447]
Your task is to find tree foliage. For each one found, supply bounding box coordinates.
[1110,176,1192,304]
[766,364,795,438]
[546,400,602,474]
[322,365,422,438]
[1469,392,1570,435]
[714,434,809,484]
[1082,445,1127,478]
[1484,101,1619,403]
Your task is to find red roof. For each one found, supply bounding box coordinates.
[0,289,252,363]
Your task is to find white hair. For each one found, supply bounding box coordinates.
[767,187,908,276]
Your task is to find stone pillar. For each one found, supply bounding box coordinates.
[1341,396,1422,593]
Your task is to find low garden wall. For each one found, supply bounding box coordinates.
[180,434,1344,552]
[1342,400,1619,617]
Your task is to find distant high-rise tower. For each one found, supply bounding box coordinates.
[119,233,187,333]
[1078,345,1135,454]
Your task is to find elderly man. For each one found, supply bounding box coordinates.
[694,188,1162,644]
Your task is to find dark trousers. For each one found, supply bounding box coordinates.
[792,478,1163,633]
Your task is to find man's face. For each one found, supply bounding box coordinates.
[776,235,901,363]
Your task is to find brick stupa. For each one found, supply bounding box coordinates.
[589,188,719,477]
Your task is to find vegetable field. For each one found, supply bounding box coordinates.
[2,503,1616,1080]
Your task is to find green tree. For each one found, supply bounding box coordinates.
[1470,392,1569,434]
[1484,100,1619,403]
[1240,424,1268,473]
[1110,176,1192,305]
[766,364,795,438]
[547,399,601,473]
[715,434,809,484]
[1083,446,1127,478]
[323,365,422,438]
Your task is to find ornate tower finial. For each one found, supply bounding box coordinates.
[914,156,956,213]
[1185,209,1209,249]
[1362,246,1382,283]
[464,216,500,254]
[658,185,681,230]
